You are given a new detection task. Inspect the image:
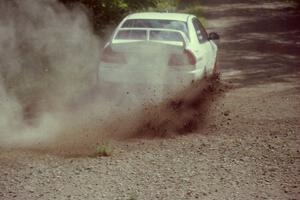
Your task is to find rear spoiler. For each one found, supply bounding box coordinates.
[112,28,189,48]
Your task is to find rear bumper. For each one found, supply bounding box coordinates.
[98,63,197,89]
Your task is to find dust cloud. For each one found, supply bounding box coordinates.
[0,0,221,155]
[0,0,101,149]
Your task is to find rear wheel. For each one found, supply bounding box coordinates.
[212,61,220,80]
[203,66,209,80]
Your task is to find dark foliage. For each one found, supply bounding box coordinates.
[59,0,160,33]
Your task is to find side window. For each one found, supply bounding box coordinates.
[192,18,208,42]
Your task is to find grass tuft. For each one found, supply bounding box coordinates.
[95,143,113,157]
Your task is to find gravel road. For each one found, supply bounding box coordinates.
[1,0,300,200]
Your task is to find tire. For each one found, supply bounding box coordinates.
[203,66,208,80]
[212,61,220,80]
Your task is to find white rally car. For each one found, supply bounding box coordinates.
[98,12,219,98]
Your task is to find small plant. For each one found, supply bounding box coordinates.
[141,0,177,12]
[95,143,113,157]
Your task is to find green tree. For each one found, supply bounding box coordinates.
[59,0,182,32]
[60,0,129,31]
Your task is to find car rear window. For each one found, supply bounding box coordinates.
[150,30,183,42]
[115,30,147,40]
[122,19,188,35]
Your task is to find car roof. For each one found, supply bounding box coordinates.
[126,12,192,22]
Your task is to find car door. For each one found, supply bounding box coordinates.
[191,17,215,77]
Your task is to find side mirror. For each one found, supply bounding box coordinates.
[208,32,220,40]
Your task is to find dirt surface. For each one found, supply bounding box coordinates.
[1,0,300,200]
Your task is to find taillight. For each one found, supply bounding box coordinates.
[184,49,197,65]
[168,49,196,66]
[101,46,126,64]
